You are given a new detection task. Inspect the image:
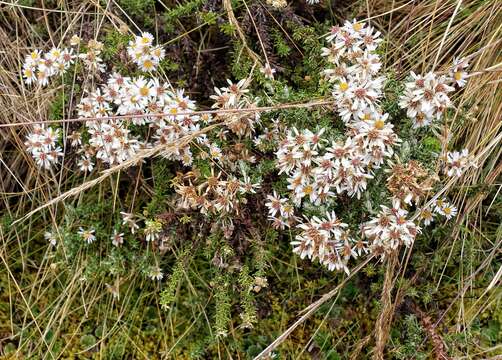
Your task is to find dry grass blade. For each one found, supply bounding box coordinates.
[253,256,375,360]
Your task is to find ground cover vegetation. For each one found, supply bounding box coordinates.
[0,0,501,358]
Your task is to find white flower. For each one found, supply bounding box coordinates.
[110,230,124,247]
[70,35,81,46]
[265,191,288,217]
[445,149,475,177]
[22,64,36,85]
[78,227,96,244]
[121,212,140,234]
[78,156,94,172]
[148,266,163,281]
[420,208,435,226]
[450,58,469,87]
[435,200,457,220]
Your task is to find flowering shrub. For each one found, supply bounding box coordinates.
[263,20,475,272]
[21,20,476,301]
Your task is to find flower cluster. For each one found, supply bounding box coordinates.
[267,121,401,268]
[77,39,106,73]
[444,149,476,177]
[22,47,76,86]
[363,199,419,257]
[75,72,207,167]
[322,19,384,124]
[266,19,467,272]
[210,79,260,138]
[274,116,399,207]
[175,170,260,218]
[21,37,109,87]
[24,125,63,169]
[398,72,455,128]
[291,213,362,273]
[264,20,407,271]
[420,198,458,225]
[24,33,259,172]
[126,32,165,72]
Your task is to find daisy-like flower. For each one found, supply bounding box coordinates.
[78,156,94,172]
[138,56,158,72]
[22,64,37,85]
[445,149,475,177]
[110,230,124,247]
[25,49,42,65]
[138,32,154,46]
[420,208,435,226]
[239,175,261,194]
[121,212,140,234]
[450,58,469,87]
[220,79,249,106]
[78,227,96,244]
[36,67,50,87]
[208,143,223,160]
[265,191,288,217]
[24,125,62,170]
[68,131,82,147]
[436,201,457,220]
[148,266,163,281]
[79,50,106,73]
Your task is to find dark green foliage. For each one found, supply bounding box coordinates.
[117,0,155,27]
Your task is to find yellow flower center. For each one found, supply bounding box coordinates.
[353,23,363,31]
[454,71,462,81]
[374,119,385,130]
[139,86,149,97]
[339,82,349,91]
[304,185,313,195]
[143,59,154,70]
[421,210,431,218]
[444,207,451,215]
[363,113,371,121]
